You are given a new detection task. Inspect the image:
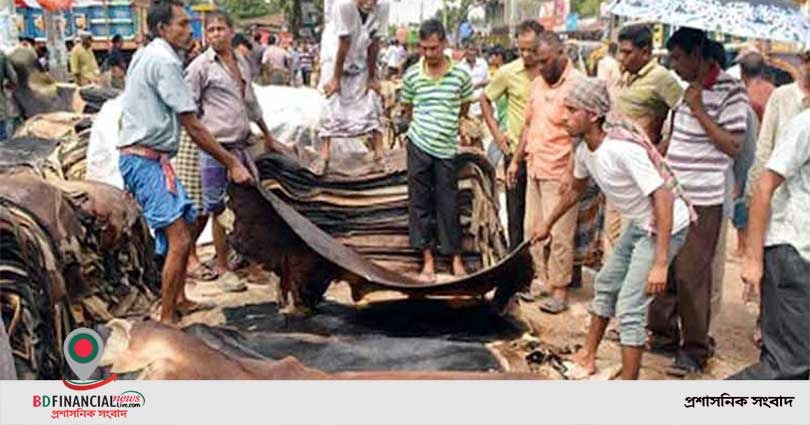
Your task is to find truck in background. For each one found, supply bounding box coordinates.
[14,0,211,51]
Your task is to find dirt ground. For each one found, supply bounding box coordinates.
[178,229,759,380]
[513,230,760,380]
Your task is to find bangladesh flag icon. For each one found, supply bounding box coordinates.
[63,328,104,380]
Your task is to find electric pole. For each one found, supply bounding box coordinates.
[44,9,69,81]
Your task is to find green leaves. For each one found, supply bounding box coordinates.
[218,0,275,19]
[571,0,602,17]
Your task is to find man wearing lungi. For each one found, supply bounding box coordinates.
[316,0,389,174]
[118,0,253,324]
[185,10,280,292]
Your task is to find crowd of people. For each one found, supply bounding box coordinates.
[3,0,807,382]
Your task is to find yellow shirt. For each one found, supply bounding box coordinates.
[69,44,100,86]
[484,58,531,152]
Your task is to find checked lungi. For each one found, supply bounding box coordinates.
[171,130,204,214]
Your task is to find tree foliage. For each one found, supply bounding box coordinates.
[434,0,475,41]
[217,0,276,20]
[214,0,324,35]
[570,0,602,17]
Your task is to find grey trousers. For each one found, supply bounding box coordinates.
[729,245,809,380]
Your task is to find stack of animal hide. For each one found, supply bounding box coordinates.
[0,138,158,379]
[13,113,93,181]
[256,148,508,274]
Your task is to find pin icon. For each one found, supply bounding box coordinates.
[63,328,104,380]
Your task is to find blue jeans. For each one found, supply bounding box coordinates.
[592,223,688,346]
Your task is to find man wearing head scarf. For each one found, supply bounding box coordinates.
[528,77,692,380]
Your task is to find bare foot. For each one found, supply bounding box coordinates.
[311,156,329,175]
[420,250,436,282]
[279,304,311,317]
[451,256,467,277]
[570,349,597,376]
[369,158,386,173]
[186,256,201,274]
[418,270,436,283]
[372,150,385,162]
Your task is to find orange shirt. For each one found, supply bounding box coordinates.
[524,61,583,180]
[746,78,775,124]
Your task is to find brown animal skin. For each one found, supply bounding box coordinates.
[100,320,539,380]
[227,183,368,316]
[227,183,531,316]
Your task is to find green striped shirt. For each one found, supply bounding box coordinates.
[402,58,474,159]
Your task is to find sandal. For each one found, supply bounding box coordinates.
[187,263,219,282]
[539,297,569,314]
[228,251,248,271]
[516,279,551,302]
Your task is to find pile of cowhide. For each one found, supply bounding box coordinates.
[253,148,509,274]
[99,319,538,380]
[13,113,93,181]
[0,138,158,379]
[229,156,531,315]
